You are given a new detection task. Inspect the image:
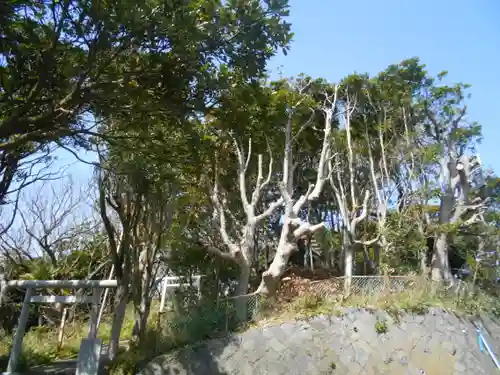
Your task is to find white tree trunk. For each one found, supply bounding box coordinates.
[206,136,284,302]
[431,151,486,282]
[256,85,336,295]
[257,217,297,295]
[343,232,353,292]
[431,233,453,282]
[420,242,429,276]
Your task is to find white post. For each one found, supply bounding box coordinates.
[7,287,34,373]
[195,275,202,300]
[159,278,169,314]
[57,307,68,350]
[97,265,114,327]
[88,288,101,339]
[0,271,6,306]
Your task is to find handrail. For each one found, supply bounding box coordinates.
[476,325,500,369]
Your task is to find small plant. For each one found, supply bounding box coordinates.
[375,320,388,334]
[333,309,345,317]
[298,294,323,310]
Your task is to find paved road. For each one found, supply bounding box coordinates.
[20,341,127,375]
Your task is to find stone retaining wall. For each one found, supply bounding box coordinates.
[138,308,500,375]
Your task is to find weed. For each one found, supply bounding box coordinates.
[2,277,498,373]
[375,320,388,334]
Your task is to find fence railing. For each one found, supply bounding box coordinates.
[334,275,417,295]
[209,275,480,326]
[161,275,422,334]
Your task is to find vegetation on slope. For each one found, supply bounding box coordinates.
[1,1,500,374]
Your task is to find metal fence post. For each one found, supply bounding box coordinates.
[7,287,34,374]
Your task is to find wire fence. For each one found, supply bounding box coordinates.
[213,276,419,323]
[338,275,417,294]
[219,276,480,320]
[158,275,486,339]
[162,276,419,322]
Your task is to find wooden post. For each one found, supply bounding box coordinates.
[88,288,101,339]
[57,307,68,351]
[7,287,34,374]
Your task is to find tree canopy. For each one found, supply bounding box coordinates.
[1,1,499,363]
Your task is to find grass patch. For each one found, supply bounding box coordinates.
[1,298,244,374]
[3,277,499,374]
[109,301,244,375]
[255,276,500,325]
[0,305,136,373]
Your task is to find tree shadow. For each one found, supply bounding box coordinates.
[138,334,238,375]
[129,298,243,375]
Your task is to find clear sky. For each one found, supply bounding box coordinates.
[269,0,500,173]
[25,0,500,191]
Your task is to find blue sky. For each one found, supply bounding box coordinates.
[38,0,500,186]
[270,0,500,173]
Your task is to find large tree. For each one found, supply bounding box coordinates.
[0,0,292,231]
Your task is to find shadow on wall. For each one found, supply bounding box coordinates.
[131,295,242,375]
[137,334,238,375]
[137,308,500,375]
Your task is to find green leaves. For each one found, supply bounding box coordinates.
[0,0,292,206]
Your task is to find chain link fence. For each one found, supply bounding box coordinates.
[161,276,418,326]
[157,275,485,339]
[341,275,417,294]
[218,276,419,322]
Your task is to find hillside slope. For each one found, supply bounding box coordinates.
[138,308,499,375]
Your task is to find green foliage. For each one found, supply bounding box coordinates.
[109,297,245,375]
[374,320,388,334]
[0,0,292,206]
[2,3,498,367]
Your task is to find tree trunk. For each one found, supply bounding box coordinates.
[343,228,353,292]
[431,233,452,282]
[420,247,428,275]
[108,282,128,361]
[432,184,455,282]
[132,273,152,345]
[361,245,377,275]
[339,246,345,275]
[325,245,332,270]
[373,244,380,274]
[132,296,151,345]
[131,261,154,345]
[235,262,251,322]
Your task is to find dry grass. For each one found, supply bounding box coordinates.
[0,300,235,374]
[255,276,500,325]
[2,277,498,374]
[0,305,137,372]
